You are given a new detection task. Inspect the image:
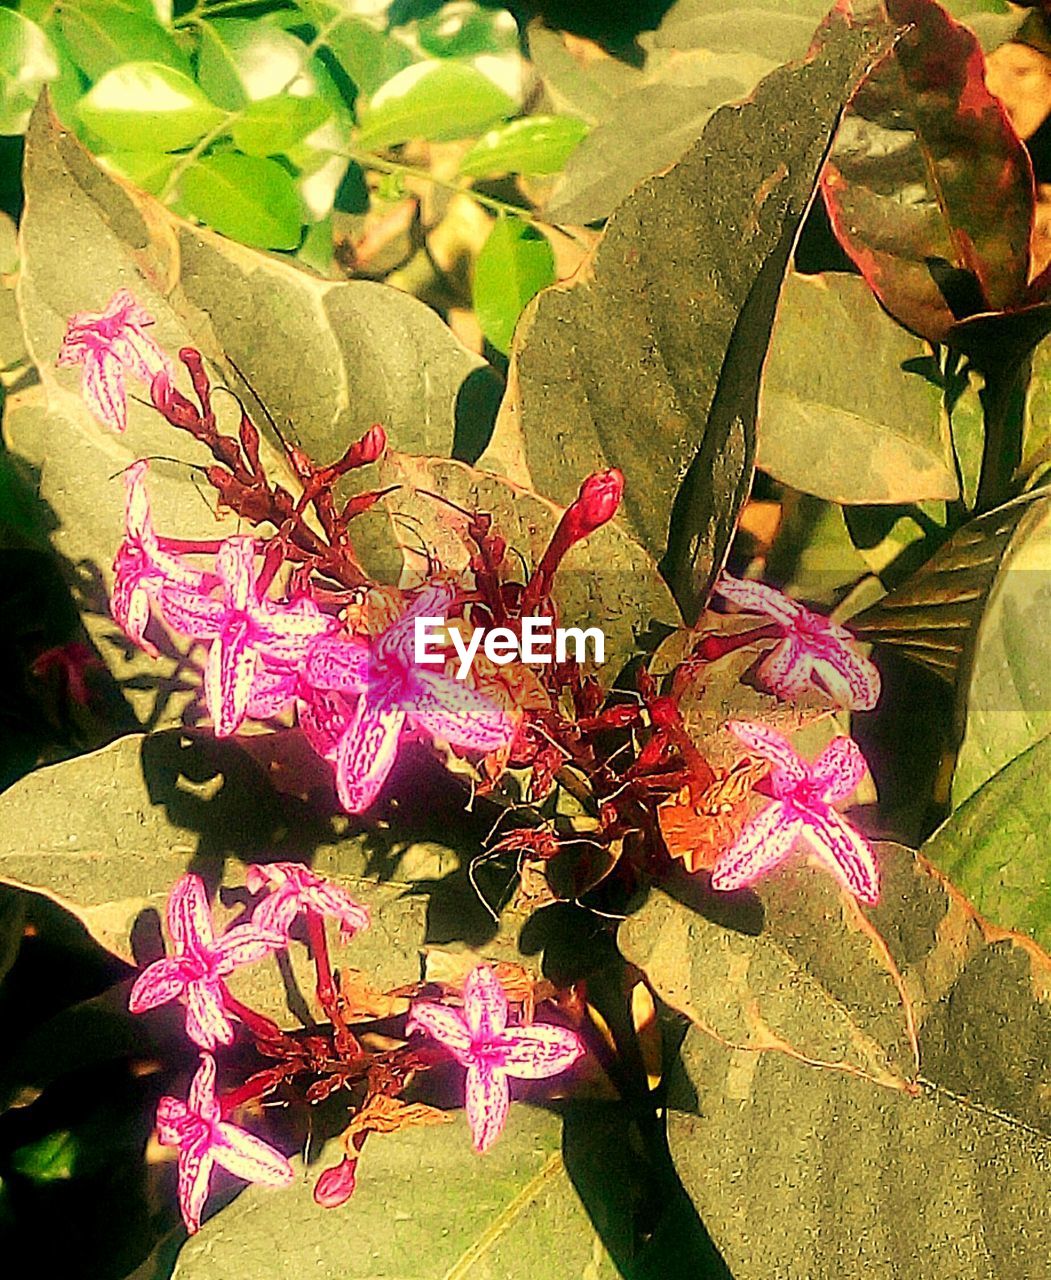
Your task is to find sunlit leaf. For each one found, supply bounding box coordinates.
[459,115,588,179]
[473,217,555,356]
[76,62,226,152]
[0,9,58,136]
[57,0,190,82]
[356,60,515,148]
[231,93,331,156]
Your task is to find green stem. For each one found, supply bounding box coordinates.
[975,359,1029,514]
[173,0,279,27]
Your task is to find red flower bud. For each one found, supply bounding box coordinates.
[569,469,624,539]
[313,1156,358,1208]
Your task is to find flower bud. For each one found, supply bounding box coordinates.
[313,1156,358,1208]
[571,469,624,538]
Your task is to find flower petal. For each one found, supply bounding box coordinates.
[216,537,257,612]
[728,721,807,789]
[185,979,234,1050]
[155,1095,191,1146]
[158,585,224,638]
[82,352,127,432]
[463,964,508,1038]
[379,580,456,667]
[205,620,257,738]
[212,1123,294,1187]
[810,736,868,804]
[808,644,881,712]
[757,636,812,702]
[167,873,214,954]
[405,1001,473,1062]
[213,923,283,971]
[246,664,297,719]
[177,1146,214,1235]
[128,956,189,1012]
[334,696,405,813]
[494,1024,585,1080]
[714,573,802,627]
[304,634,372,693]
[710,800,801,893]
[799,806,880,905]
[407,669,516,752]
[465,1060,510,1153]
[187,1052,219,1120]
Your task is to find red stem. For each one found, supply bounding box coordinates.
[306,910,360,1057]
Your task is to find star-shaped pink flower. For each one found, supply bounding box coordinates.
[128,873,283,1050]
[57,289,173,432]
[111,460,211,658]
[162,536,334,737]
[711,721,880,905]
[407,965,585,1153]
[303,582,516,813]
[714,573,880,711]
[246,861,370,941]
[156,1053,293,1234]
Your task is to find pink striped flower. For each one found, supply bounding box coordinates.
[714,573,880,711]
[111,460,211,658]
[711,721,880,905]
[303,582,516,813]
[407,965,585,1153]
[162,536,333,737]
[128,874,283,1050]
[57,289,172,432]
[246,861,370,941]
[156,1053,293,1234]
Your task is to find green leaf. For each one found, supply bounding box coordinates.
[196,18,320,110]
[473,218,555,356]
[481,16,892,619]
[0,9,58,136]
[459,115,588,178]
[823,0,1033,343]
[98,149,178,195]
[172,1111,618,1279]
[299,0,416,99]
[12,101,496,723]
[11,1130,78,1182]
[757,271,958,504]
[231,94,331,156]
[923,732,1051,950]
[952,493,1051,804]
[356,60,515,148]
[178,153,303,250]
[415,2,519,59]
[76,62,226,152]
[57,0,190,82]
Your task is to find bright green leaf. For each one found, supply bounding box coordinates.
[196,18,319,110]
[924,732,1051,950]
[299,0,416,98]
[76,62,226,152]
[415,2,519,59]
[459,114,588,178]
[57,0,190,82]
[0,9,58,136]
[98,149,178,195]
[231,93,331,156]
[356,60,515,148]
[179,153,303,250]
[473,217,555,356]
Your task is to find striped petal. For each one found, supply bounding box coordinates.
[334,696,405,813]
[298,688,354,763]
[177,1146,214,1235]
[245,664,297,719]
[212,1123,294,1187]
[82,352,127,432]
[187,1053,220,1121]
[185,979,234,1050]
[494,1024,585,1080]
[714,573,802,627]
[757,636,812,702]
[808,643,881,712]
[205,620,257,737]
[811,736,868,803]
[728,721,807,789]
[463,964,508,1038]
[407,669,516,752]
[304,634,372,693]
[710,801,801,893]
[253,598,332,662]
[213,922,282,971]
[799,806,880,905]
[128,956,189,1012]
[406,1001,474,1061]
[167,873,214,953]
[216,537,256,612]
[379,580,456,667]
[158,585,224,639]
[465,1060,510,1153]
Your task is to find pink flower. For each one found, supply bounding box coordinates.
[57,289,173,432]
[313,1155,358,1208]
[246,861,370,941]
[111,460,211,657]
[129,873,283,1049]
[156,1053,293,1234]
[162,536,333,737]
[711,721,880,905]
[303,582,516,813]
[406,965,585,1153]
[713,573,880,711]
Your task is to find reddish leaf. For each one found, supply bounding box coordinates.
[822,0,1034,343]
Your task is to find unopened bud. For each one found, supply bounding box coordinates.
[571,469,624,538]
[313,1156,358,1208]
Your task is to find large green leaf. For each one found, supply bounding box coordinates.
[195,18,319,111]
[482,15,893,619]
[0,8,58,136]
[231,94,331,157]
[822,0,1034,344]
[923,733,1051,950]
[458,115,589,179]
[9,101,498,726]
[952,493,1051,803]
[178,153,304,250]
[627,846,1051,1277]
[757,271,958,504]
[76,62,226,152]
[57,0,190,82]
[172,1109,617,1278]
[472,217,556,356]
[300,0,416,99]
[356,60,516,148]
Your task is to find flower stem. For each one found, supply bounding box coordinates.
[306,909,360,1057]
